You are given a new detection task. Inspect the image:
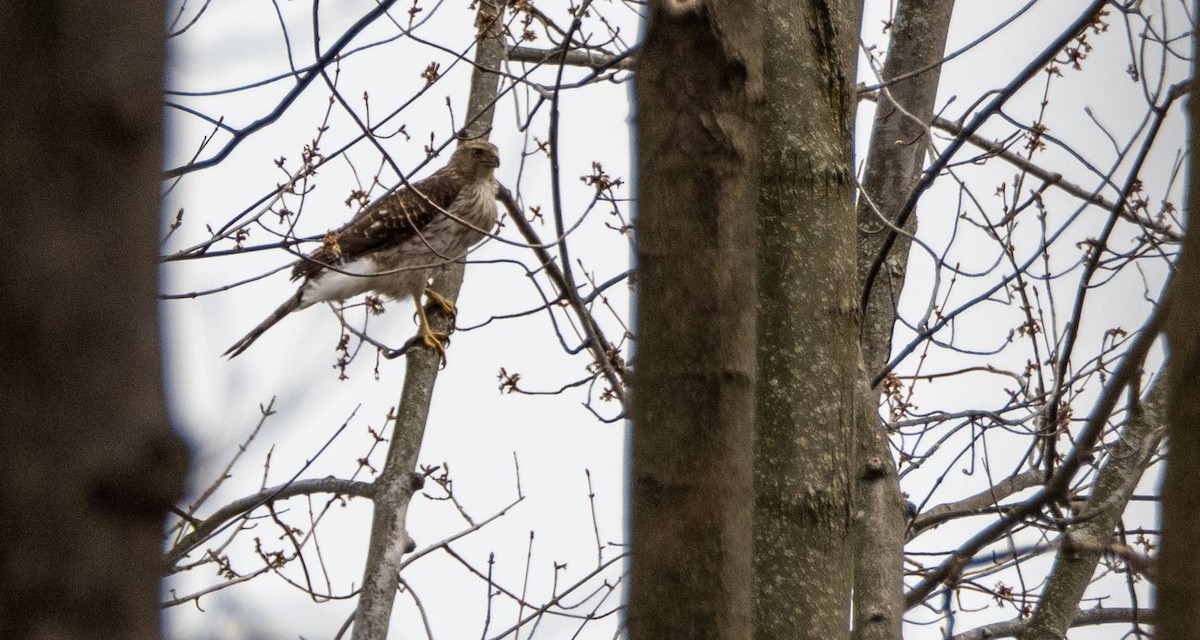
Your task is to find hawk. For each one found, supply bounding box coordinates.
[224,139,501,359]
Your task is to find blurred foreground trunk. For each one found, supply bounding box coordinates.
[0,3,188,639]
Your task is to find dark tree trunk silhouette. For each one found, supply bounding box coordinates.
[0,3,188,639]
[1159,16,1200,638]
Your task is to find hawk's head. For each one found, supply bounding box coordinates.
[450,139,501,180]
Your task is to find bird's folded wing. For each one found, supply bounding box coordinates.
[291,169,463,281]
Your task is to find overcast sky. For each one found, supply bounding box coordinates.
[160,1,1185,638]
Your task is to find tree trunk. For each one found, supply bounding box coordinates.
[628,2,762,638]
[857,0,955,375]
[0,3,188,639]
[753,2,864,639]
[853,3,955,639]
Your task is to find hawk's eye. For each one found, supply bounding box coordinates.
[472,148,481,155]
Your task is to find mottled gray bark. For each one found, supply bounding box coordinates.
[628,1,762,638]
[350,3,507,638]
[753,2,863,639]
[1019,382,1164,640]
[852,3,955,639]
[0,3,189,639]
[1158,21,1200,638]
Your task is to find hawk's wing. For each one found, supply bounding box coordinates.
[292,168,464,281]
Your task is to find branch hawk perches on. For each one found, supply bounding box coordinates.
[224,139,501,360]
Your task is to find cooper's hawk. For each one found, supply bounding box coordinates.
[224,139,501,359]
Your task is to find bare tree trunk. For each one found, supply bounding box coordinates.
[852,3,955,639]
[351,2,507,638]
[628,2,762,638]
[753,2,864,638]
[1159,14,1200,636]
[0,3,188,639]
[857,0,955,375]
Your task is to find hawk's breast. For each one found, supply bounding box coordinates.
[449,178,500,242]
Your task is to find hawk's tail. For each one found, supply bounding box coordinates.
[223,290,303,359]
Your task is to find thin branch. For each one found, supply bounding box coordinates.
[166,477,374,567]
[162,0,402,178]
[507,44,635,70]
[903,296,1167,608]
[498,186,627,406]
[949,607,1156,640]
[861,93,1182,243]
[909,469,1045,539]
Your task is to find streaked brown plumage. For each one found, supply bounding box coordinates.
[224,139,501,359]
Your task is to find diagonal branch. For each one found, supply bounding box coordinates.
[909,469,1044,539]
[165,477,374,566]
[911,102,1182,242]
[860,1,1108,325]
[498,186,627,406]
[950,607,1157,640]
[1020,377,1164,639]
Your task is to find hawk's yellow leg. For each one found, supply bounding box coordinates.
[414,297,449,363]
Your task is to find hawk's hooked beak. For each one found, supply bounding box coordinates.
[485,155,501,168]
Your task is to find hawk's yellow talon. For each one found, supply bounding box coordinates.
[415,296,450,365]
[424,287,458,320]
